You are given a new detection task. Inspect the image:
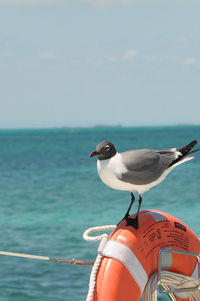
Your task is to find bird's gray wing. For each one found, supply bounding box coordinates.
[117,149,177,185]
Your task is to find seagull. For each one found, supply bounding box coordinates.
[90,140,200,229]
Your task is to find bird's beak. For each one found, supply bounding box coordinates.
[89,150,99,158]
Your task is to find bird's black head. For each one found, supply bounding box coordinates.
[90,140,117,160]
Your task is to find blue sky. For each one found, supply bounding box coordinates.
[0,0,200,128]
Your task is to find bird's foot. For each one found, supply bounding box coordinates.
[117,214,139,229]
[117,193,141,229]
[125,215,139,229]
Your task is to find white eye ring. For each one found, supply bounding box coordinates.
[105,145,110,150]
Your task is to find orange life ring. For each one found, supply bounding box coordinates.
[92,210,200,301]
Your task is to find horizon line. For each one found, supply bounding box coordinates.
[0,123,199,131]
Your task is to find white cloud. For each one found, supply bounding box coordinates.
[180,57,199,65]
[39,50,57,60]
[145,55,200,66]
[107,49,138,63]
[172,55,200,65]
[121,49,138,61]
[108,50,200,67]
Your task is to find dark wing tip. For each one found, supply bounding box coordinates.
[178,140,198,156]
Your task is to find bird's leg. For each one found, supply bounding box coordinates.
[117,193,135,226]
[124,192,135,218]
[125,194,142,229]
[136,194,142,218]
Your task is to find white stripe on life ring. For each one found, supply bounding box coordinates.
[101,240,148,293]
[191,259,199,280]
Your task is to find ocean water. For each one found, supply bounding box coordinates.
[0,126,199,301]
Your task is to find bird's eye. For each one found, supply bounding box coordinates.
[105,145,110,151]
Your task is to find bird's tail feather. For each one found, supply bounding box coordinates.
[178,140,197,156]
[169,140,198,167]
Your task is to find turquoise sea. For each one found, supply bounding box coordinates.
[0,126,199,301]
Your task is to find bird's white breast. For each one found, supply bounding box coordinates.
[97,153,135,191]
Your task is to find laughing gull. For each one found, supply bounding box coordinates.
[90,140,200,229]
